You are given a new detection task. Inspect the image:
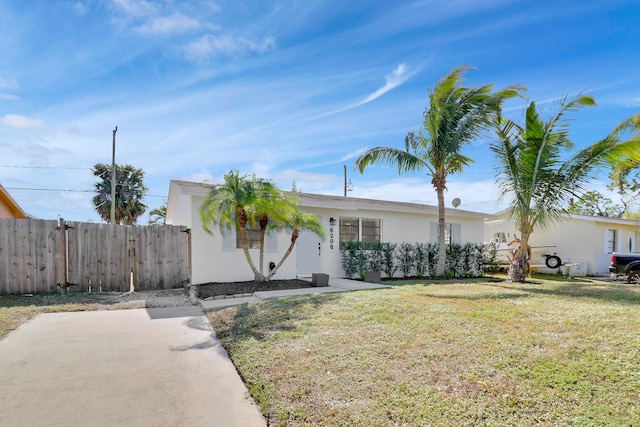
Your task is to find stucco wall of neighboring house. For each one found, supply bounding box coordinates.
[0,184,28,219]
[486,215,640,275]
[0,202,16,218]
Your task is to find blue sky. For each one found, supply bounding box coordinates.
[1,0,639,222]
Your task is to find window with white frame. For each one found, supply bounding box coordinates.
[339,217,360,245]
[339,217,381,248]
[430,222,461,245]
[606,229,617,254]
[362,218,381,248]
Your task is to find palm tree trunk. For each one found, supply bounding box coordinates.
[436,184,446,277]
[258,216,268,276]
[266,230,298,280]
[237,208,264,281]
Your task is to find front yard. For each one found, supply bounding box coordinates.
[208,276,640,426]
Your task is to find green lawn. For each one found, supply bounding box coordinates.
[208,276,640,426]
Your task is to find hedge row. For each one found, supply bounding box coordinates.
[340,241,500,279]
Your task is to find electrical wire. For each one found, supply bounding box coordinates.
[5,187,165,198]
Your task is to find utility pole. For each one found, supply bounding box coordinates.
[343,164,353,197]
[344,164,347,197]
[110,126,117,224]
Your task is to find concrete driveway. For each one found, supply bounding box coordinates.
[0,307,266,427]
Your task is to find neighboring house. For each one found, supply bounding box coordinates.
[0,182,28,219]
[485,213,640,275]
[166,179,488,284]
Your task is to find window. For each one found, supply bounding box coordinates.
[339,217,360,244]
[444,223,452,246]
[430,222,461,245]
[492,232,507,244]
[339,217,381,248]
[236,225,262,249]
[606,229,617,254]
[362,218,381,248]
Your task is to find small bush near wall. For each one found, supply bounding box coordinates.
[414,243,429,278]
[398,242,415,277]
[366,243,384,273]
[340,241,492,279]
[483,242,501,274]
[381,243,397,278]
[340,241,365,279]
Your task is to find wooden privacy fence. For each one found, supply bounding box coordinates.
[0,218,190,295]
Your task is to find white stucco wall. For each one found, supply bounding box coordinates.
[303,206,485,279]
[167,180,488,283]
[485,215,640,275]
[189,195,298,284]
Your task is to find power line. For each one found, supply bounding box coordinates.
[5,187,166,198]
[0,165,91,170]
[0,164,174,180]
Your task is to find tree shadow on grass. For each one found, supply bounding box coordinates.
[487,281,640,305]
[420,291,532,301]
[208,293,342,343]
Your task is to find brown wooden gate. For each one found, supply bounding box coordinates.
[0,219,190,295]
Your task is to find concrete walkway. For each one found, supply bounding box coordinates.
[201,277,391,310]
[0,306,266,427]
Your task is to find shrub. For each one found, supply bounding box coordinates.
[340,241,366,279]
[381,243,398,278]
[482,242,501,274]
[366,243,384,272]
[397,242,415,277]
[414,243,429,278]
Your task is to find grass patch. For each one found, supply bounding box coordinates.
[208,277,640,426]
[0,291,158,339]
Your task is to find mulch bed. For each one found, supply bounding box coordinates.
[198,279,313,298]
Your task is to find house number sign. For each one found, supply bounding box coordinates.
[329,227,334,250]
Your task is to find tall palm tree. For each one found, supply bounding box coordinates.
[491,95,640,281]
[92,163,148,225]
[356,66,523,276]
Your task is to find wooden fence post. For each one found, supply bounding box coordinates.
[58,218,68,291]
[129,238,137,291]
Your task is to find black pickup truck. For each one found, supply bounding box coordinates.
[609,252,640,284]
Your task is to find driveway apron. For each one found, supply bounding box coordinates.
[0,307,266,427]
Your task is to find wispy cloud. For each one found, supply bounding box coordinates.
[0,114,45,129]
[134,13,201,36]
[340,148,367,162]
[0,93,19,101]
[184,34,276,61]
[360,63,414,105]
[308,63,418,121]
[72,2,89,16]
[0,76,18,90]
[110,0,157,19]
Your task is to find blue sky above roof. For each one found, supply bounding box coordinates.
[1,0,639,222]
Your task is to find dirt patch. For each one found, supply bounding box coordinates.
[0,288,194,309]
[198,279,313,299]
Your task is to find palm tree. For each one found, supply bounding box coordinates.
[92,163,148,225]
[356,66,523,276]
[491,95,640,281]
[266,202,324,280]
[200,170,325,282]
[200,171,273,280]
[148,201,167,224]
